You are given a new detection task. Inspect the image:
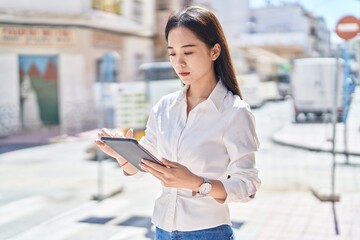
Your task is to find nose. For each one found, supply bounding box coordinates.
[174,55,186,68]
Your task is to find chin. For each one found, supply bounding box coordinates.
[179,78,190,85]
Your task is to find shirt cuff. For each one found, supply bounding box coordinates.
[220,175,261,204]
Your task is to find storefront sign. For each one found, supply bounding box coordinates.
[92,31,122,49]
[0,26,75,46]
[92,0,122,15]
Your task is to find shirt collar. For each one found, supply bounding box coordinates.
[208,80,228,111]
[169,84,188,108]
[170,80,228,111]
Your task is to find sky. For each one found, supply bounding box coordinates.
[249,0,360,43]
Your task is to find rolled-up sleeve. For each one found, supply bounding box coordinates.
[220,106,261,203]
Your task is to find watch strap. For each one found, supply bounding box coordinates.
[192,177,211,196]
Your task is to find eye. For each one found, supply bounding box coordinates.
[184,52,193,55]
[169,53,175,56]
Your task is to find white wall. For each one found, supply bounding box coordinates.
[238,32,310,49]
[0,0,156,37]
[240,3,329,57]
[123,37,154,81]
[59,54,94,133]
[194,0,250,44]
[252,4,308,33]
[0,54,20,135]
[0,0,89,14]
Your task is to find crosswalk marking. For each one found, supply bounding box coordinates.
[0,196,46,226]
[6,198,134,239]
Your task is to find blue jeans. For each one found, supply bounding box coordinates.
[155,224,235,240]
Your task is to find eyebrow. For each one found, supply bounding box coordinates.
[167,44,196,49]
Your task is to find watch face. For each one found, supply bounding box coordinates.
[199,182,212,195]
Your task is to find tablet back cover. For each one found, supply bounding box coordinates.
[101,137,160,171]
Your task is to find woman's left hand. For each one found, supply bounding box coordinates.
[140,159,202,191]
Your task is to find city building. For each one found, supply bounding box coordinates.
[154,0,191,60]
[192,0,249,45]
[154,0,250,59]
[238,3,331,59]
[0,0,156,136]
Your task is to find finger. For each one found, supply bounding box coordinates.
[94,139,105,146]
[141,159,167,173]
[125,128,133,138]
[101,128,113,137]
[98,130,107,138]
[97,131,105,138]
[140,162,164,180]
[95,138,114,148]
[161,159,179,168]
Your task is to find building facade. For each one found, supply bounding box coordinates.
[0,0,156,136]
[193,0,249,45]
[154,0,250,59]
[154,0,192,60]
[238,3,331,59]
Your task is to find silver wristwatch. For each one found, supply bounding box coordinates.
[196,177,212,196]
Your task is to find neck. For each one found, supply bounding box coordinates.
[187,77,218,99]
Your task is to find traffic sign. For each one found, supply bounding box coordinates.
[336,15,359,41]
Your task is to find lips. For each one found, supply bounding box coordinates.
[179,72,190,77]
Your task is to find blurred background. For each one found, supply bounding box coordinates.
[0,0,359,239]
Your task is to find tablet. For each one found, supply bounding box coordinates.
[100,137,165,172]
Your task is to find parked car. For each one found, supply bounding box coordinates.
[291,58,344,122]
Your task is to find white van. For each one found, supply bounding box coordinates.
[291,58,343,122]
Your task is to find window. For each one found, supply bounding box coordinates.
[133,0,143,23]
[157,0,169,10]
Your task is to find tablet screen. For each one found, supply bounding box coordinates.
[100,137,164,172]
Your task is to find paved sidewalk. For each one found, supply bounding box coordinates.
[0,88,360,240]
[273,87,360,156]
[272,122,360,156]
[7,177,360,240]
[2,131,359,240]
[1,142,359,239]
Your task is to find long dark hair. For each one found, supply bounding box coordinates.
[165,6,242,98]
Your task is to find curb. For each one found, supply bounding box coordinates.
[271,136,360,156]
[272,123,360,156]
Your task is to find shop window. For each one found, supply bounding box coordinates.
[133,0,143,23]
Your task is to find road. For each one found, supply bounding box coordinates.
[0,98,359,240]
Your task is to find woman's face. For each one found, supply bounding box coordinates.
[167,26,218,86]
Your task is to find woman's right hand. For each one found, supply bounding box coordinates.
[95,128,132,158]
[95,128,138,175]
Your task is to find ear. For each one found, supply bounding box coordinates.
[211,43,221,61]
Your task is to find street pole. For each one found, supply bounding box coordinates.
[93,52,124,201]
[310,49,341,234]
[342,42,351,164]
[94,60,105,202]
[330,48,341,235]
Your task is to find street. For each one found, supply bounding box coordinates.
[1,97,360,240]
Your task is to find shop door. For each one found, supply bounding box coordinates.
[19,55,59,127]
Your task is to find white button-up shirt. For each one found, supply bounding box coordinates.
[139,80,260,232]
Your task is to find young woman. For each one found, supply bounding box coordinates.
[95,6,260,240]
